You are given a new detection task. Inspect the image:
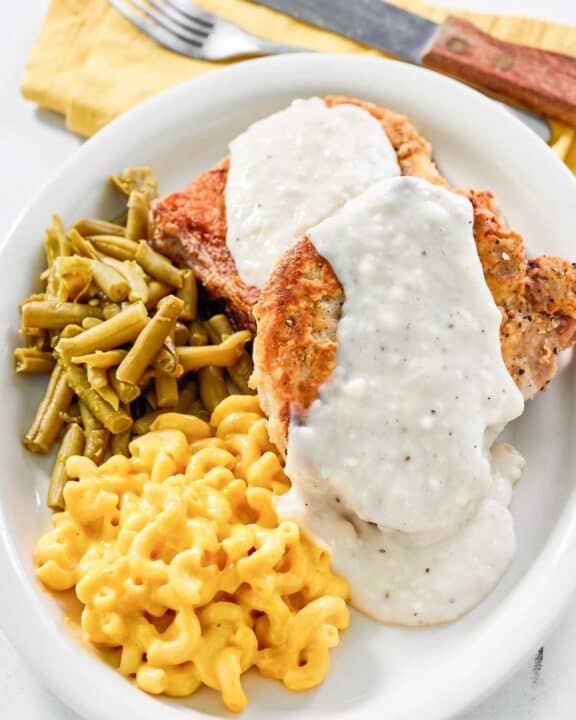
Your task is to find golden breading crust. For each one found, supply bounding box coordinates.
[253,203,576,455]
[150,97,444,331]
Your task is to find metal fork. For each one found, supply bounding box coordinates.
[106,0,306,60]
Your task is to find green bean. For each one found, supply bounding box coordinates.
[14,348,55,374]
[47,422,85,510]
[79,402,109,465]
[110,167,158,197]
[205,315,255,394]
[111,211,128,227]
[189,319,208,346]
[135,241,183,288]
[177,331,251,372]
[153,335,181,377]
[57,302,148,357]
[126,191,149,242]
[27,330,50,352]
[133,411,162,436]
[116,295,183,384]
[68,228,98,259]
[176,270,197,321]
[52,215,72,257]
[53,256,92,302]
[110,428,131,456]
[81,317,103,330]
[103,303,121,320]
[198,366,228,413]
[109,368,141,404]
[90,260,130,302]
[89,235,138,261]
[174,322,189,346]
[100,257,149,303]
[63,362,132,434]
[144,389,157,410]
[24,363,74,454]
[176,377,197,412]
[21,301,103,331]
[188,401,210,423]
[146,280,173,308]
[59,323,84,339]
[155,374,179,409]
[86,365,108,390]
[71,349,127,368]
[95,383,120,411]
[74,218,125,237]
[205,314,234,343]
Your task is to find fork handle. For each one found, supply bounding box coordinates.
[243,36,310,55]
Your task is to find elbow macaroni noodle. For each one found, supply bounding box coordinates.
[34,395,350,712]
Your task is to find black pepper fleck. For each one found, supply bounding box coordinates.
[405,455,411,462]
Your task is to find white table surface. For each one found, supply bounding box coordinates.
[1,1,576,718]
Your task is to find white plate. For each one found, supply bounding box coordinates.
[1,54,576,720]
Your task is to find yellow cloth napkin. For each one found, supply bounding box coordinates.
[22,0,576,170]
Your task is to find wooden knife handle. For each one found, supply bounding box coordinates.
[422,16,576,125]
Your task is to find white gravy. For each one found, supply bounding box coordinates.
[225,98,400,288]
[280,177,525,625]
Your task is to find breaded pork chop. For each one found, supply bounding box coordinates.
[150,97,444,331]
[253,203,576,455]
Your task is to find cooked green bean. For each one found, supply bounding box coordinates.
[133,411,162,436]
[205,315,255,394]
[63,362,132,434]
[176,377,197,412]
[146,280,173,308]
[59,323,84,339]
[110,167,158,197]
[174,322,189,346]
[116,295,183,384]
[205,314,233,343]
[177,331,251,372]
[57,302,148,357]
[71,349,127,368]
[14,348,55,374]
[24,363,74,454]
[79,402,109,465]
[86,365,108,390]
[188,401,210,423]
[109,368,141,404]
[144,389,157,410]
[95,383,120,411]
[74,218,125,237]
[52,215,72,257]
[199,366,228,413]
[21,301,103,330]
[69,228,98,259]
[189,319,208,346]
[135,241,183,288]
[126,191,149,242]
[176,270,197,320]
[89,235,138,261]
[91,260,130,302]
[53,256,92,302]
[101,256,149,303]
[102,303,121,320]
[155,374,179,409]
[47,422,85,510]
[81,317,103,330]
[110,428,131,456]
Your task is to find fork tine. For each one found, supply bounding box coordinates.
[128,0,209,41]
[107,0,203,56]
[164,0,216,27]
[146,0,211,36]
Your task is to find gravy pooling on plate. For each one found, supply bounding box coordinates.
[279,178,525,625]
[225,97,400,288]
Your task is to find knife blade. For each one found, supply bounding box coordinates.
[252,0,576,134]
[254,0,437,64]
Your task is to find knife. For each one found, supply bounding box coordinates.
[251,0,576,129]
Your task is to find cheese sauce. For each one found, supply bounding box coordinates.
[280,177,525,625]
[225,98,400,288]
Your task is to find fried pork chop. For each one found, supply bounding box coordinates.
[150,96,576,454]
[253,200,576,455]
[150,97,444,331]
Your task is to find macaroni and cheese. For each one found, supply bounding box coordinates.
[34,395,350,712]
